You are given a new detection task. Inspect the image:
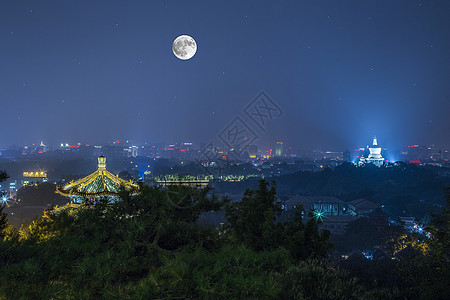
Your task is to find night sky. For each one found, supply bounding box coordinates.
[1,1,449,150]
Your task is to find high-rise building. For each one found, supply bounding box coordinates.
[38,141,48,153]
[9,182,17,202]
[123,146,139,158]
[248,145,258,158]
[275,142,284,157]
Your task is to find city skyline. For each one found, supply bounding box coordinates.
[0,2,449,297]
[1,135,448,149]
[1,1,449,150]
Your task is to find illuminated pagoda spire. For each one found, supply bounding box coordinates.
[359,136,384,167]
[56,156,139,201]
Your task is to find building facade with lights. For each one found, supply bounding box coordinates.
[275,142,284,157]
[22,171,48,186]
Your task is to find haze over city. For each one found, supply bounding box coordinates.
[0,2,449,298]
[1,0,449,150]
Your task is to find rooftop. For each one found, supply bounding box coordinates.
[56,156,139,199]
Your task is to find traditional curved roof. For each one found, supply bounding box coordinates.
[56,156,139,198]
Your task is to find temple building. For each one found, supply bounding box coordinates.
[56,155,139,203]
[359,137,385,167]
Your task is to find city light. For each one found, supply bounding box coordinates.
[0,194,11,206]
[313,209,325,222]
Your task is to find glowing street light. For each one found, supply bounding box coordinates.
[0,194,11,206]
[313,209,326,222]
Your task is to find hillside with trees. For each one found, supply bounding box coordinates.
[0,173,448,299]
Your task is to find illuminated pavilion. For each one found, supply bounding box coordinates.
[56,155,139,203]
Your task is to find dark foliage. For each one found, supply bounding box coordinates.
[0,170,7,182]
[0,180,448,299]
[225,180,332,259]
[0,172,9,237]
[227,163,449,219]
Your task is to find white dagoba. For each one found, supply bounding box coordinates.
[359,137,384,166]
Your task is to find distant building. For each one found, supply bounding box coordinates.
[284,195,351,216]
[284,195,315,211]
[22,171,48,186]
[348,198,379,216]
[321,215,358,234]
[248,145,258,158]
[37,141,48,153]
[9,182,17,201]
[312,196,350,216]
[123,146,138,158]
[283,195,357,234]
[359,137,384,166]
[275,142,284,157]
[404,144,448,164]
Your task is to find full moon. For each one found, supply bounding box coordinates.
[172,35,197,60]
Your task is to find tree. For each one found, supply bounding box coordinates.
[0,184,228,298]
[0,205,8,238]
[118,170,133,181]
[0,171,7,182]
[0,171,9,238]
[225,180,332,259]
[341,218,381,251]
[426,187,450,262]
[225,180,281,250]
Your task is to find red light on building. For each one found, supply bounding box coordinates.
[86,144,90,147]
[116,140,120,144]
[409,160,420,163]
